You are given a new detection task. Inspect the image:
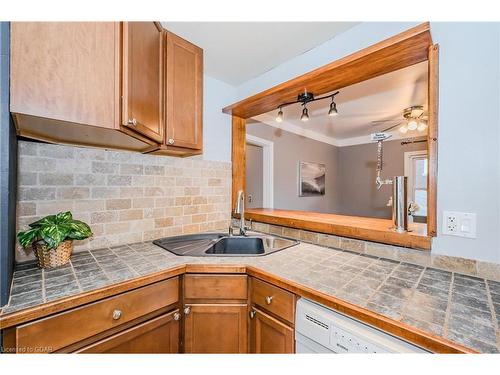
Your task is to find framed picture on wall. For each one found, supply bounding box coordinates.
[299,161,326,197]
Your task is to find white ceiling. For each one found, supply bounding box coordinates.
[161,22,359,86]
[252,61,429,146]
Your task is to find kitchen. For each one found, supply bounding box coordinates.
[1,4,500,371]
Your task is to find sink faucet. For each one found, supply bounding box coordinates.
[233,190,248,236]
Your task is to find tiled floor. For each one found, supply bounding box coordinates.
[2,240,500,353]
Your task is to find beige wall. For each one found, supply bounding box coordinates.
[337,138,427,219]
[16,141,231,262]
[246,123,427,219]
[246,122,340,213]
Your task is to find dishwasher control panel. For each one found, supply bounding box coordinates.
[296,298,428,353]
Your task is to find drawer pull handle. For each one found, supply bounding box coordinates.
[112,309,122,320]
[127,118,137,126]
[168,138,175,145]
[249,310,256,319]
[184,306,191,315]
[173,312,181,321]
[265,296,273,305]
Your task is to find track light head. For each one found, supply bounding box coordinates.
[301,106,309,122]
[328,100,338,117]
[276,107,283,123]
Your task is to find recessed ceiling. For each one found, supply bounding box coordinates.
[161,22,359,86]
[252,61,429,146]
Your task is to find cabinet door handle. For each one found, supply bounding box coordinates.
[265,296,273,305]
[249,310,256,319]
[168,138,175,145]
[112,309,122,320]
[173,312,181,321]
[127,118,137,126]
[184,306,191,315]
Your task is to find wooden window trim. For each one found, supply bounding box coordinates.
[227,23,438,250]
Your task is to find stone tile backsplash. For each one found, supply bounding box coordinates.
[16,141,231,262]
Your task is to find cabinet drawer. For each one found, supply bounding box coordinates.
[251,278,295,324]
[184,274,247,300]
[15,277,179,352]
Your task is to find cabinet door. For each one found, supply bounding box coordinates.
[122,22,164,143]
[184,304,247,353]
[10,22,120,128]
[250,308,294,354]
[76,311,180,353]
[165,31,203,150]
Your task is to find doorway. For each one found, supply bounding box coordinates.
[246,134,274,208]
[404,150,428,223]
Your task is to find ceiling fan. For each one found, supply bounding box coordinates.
[371,105,428,134]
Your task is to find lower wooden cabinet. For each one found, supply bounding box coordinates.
[76,310,180,353]
[184,304,248,353]
[250,308,294,354]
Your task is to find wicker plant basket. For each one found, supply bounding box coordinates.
[33,239,73,268]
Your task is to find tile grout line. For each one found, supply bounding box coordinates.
[88,249,114,282]
[68,259,83,294]
[107,246,141,277]
[364,261,403,315]
[41,269,46,303]
[443,272,455,339]
[399,266,427,322]
[484,281,500,351]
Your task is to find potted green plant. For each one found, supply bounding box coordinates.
[17,211,93,268]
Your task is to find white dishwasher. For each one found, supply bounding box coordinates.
[295,298,428,353]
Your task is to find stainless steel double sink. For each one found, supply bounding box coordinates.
[153,233,298,257]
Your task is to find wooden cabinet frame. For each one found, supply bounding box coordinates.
[224,22,439,250]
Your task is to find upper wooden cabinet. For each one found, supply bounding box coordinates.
[165,31,203,150]
[122,22,164,144]
[145,31,203,155]
[10,22,203,156]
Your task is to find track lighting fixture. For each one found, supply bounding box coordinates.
[301,105,309,122]
[275,90,340,122]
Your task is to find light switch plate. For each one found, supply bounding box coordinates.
[442,211,476,238]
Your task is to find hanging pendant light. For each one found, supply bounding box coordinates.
[328,98,338,116]
[276,107,284,123]
[301,105,309,122]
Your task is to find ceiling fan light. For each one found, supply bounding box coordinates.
[276,108,283,123]
[407,119,418,131]
[417,121,427,132]
[328,101,338,117]
[301,106,309,122]
[399,125,408,134]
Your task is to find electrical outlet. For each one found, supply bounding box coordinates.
[442,211,477,238]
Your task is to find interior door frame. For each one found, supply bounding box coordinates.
[404,150,428,223]
[246,134,274,209]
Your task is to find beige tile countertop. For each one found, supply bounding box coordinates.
[1,235,500,353]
